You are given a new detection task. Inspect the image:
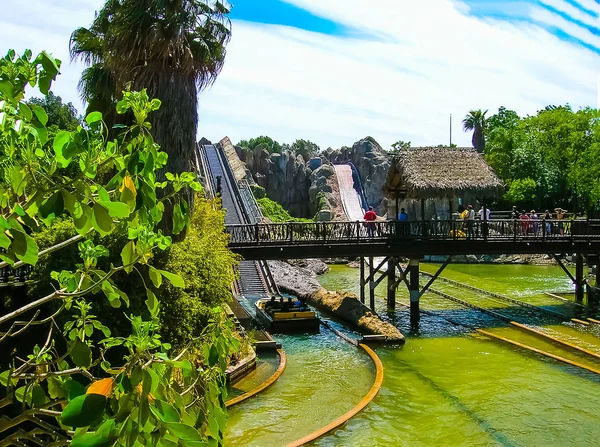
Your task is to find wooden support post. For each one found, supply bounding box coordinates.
[576,253,584,303]
[359,257,365,304]
[387,257,396,309]
[421,198,426,237]
[409,258,420,327]
[369,256,375,311]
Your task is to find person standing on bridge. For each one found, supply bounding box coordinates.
[466,205,475,239]
[364,206,377,238]
[397,207,409,237]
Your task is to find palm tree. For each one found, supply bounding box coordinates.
[462,109,488,153]
[70,0,231,232]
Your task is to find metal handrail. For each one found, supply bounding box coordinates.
[215,143,252,225]
[224,218,600,245]
[238,179,263,224]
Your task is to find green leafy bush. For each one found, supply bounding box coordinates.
[152,197,239,349]
[257,197,312,223]
[504,177,537,204]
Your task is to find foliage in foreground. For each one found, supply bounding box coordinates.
[0,50,238,446]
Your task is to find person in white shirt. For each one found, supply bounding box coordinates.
[478,205,490,221]
[466,205,475,238]
[478,205,490,237]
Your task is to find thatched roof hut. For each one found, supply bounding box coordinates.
[385,147,503,199]
[384,147,503,219]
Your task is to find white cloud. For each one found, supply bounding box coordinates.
[2,0,599,150]
[200,0,600,148]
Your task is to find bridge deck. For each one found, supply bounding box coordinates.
[226,219,600,260]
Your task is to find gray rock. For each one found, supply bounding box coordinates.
[321,137,391,214]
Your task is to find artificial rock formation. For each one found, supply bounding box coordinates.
[237,136,392,218]
[308,164,346,221]
[240,146,312,217]
[322,137,391,215]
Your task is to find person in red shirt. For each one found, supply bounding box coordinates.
[364,206,377,237]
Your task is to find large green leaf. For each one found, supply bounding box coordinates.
[70,339,92,368]
[60,394,107,428]
[74,204,93,235]
[164,422,205,442]
[71,419,117,447]
[120,241,135,273]
[145,289,159,318]
[85,111,103,126]
[172,201,185,234]
[29,103,48,125]
[150,400,180,424]
[98,201,130,219]
[64,378,86,400]
[148,265,162,288]
[10,227,38,265]
[39,191,64,220]
[92,203,112,236]
[53,131,72,167]
[158,270,185,288]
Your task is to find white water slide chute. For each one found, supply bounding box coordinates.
[333,163,369,221]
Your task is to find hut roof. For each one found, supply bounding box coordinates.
[386,147,503,199]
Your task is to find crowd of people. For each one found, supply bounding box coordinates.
[360,203,571,238]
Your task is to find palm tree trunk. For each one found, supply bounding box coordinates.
[137,69,197,237]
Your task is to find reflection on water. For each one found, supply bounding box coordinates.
[226,264,600,446]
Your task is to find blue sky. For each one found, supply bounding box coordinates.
[2,0,599,148]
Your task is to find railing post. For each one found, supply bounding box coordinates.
[542,219,546,242]
[513,219,517,242]
[356,221,360,242]
[254,223,259,243]
[290,223,293,242]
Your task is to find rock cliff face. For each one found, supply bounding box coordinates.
[238,136,392,218]
[240,147,311,217]
[308,164,346,221]
[322,137,391,215]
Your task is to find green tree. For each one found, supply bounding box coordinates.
[463,109,488,152]
[287,138,320,160]
[484,107,522,180]
[391,140,411,151]
[237,135,282,154]
[70,0,232,204]
[27,91,80,135]
[485,105,600,212]
[504,177,537,205]
[0,50,236,446]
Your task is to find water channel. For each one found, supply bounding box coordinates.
[225,264,600,446]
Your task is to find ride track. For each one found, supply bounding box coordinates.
[394,278,600,375]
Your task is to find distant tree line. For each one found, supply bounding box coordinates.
[482,105,600,213]
[237,136,320,159]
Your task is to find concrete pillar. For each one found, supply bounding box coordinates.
[369,256,375,311]
[359,257,365,304]
[387,258,396,309]
[575,253,584,303]
[409,258,420,327]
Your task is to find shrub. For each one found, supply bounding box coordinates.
[151,197,240,349]
[257,197,313,223]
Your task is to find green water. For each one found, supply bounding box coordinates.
[225,264,600,446]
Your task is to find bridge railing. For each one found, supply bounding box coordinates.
[225,219,600,245]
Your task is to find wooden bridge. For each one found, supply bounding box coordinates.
[226,219,600,326]
[226,219,600,259]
